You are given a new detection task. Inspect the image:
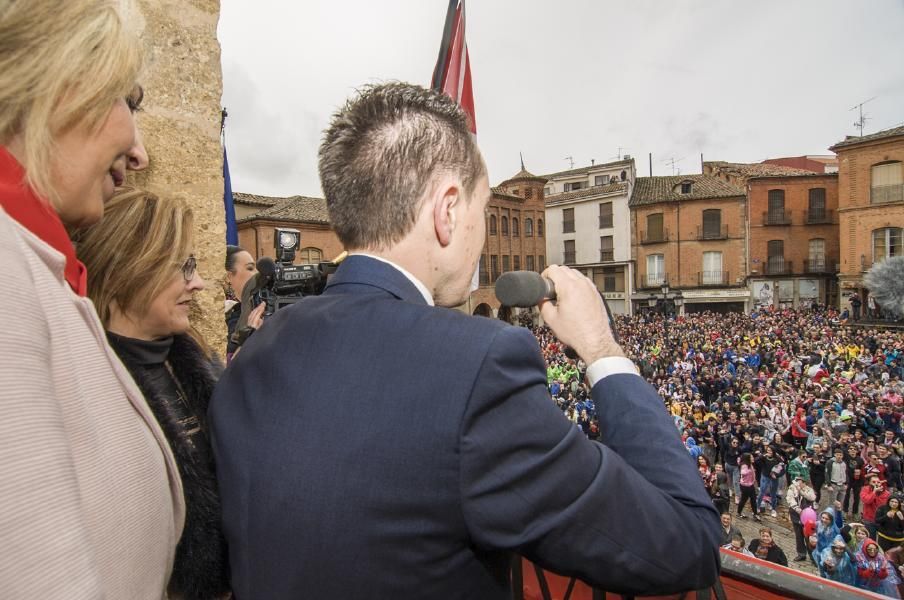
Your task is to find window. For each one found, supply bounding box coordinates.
[489,214,497,235]
[490,255,499,281]
[479,255,488,285]
[600,235,614,262]
[702,251,722,285]
[646,254,664,287]
[680,181,692,194]
[646,213,664,242]
[511,188,519,196]
[871,162,903,204]
[299,247,322,264]
[767,189,785,223]
[539,255,546,270]
[767,240,785,274]
[501,216,509,236]
[544,187,552,196]
[563,240,576,264]
[599,202,613,228]
[873,227,904,262]
[702,208,722,239]
[594,174,610,186]
[808,238,825,272]
[526,255,535,271]
[593,267,623,293]
[808,188,826,222]
[502,255,510,272]
[537,219,544,237]
[603,274,617,292]
[562,208,575,233]
[513,255,521,271]
[512,217,519,236]
[525,218,533,237]
[564,181,585,192]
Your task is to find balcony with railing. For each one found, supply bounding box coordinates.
[640,229,669,244]
[698,270,729,286]
[563,251,576,264]
[762,210,791,225]
[804,259,833,273]
[599,249,614,262]
[805,209,833,224]
[598,215,613,229]
[872,183,904,204]
[765,258,793,275]
[697,225,728,240]
[640,274,667,288]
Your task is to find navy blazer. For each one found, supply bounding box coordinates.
[210,256,720,599]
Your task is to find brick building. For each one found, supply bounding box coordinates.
[762,155,838,174]
[830,125,904,307]
[233,192,344,265]
[745,173,840,308]
[630,175,749,313]
[542,158,636,314]
[468,168,548,317]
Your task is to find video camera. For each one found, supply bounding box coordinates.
[244,227,339,318]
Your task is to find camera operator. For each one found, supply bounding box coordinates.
[210,82,721,599]
[224,245,265,360]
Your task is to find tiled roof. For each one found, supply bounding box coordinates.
[541,158,632,181]
[232,192,280,207]
[830,125,904,150]
[237,194,330,224]
[704,161,816,178]
[630,175,745,207]
[490,187,523,201]
[545,181,628,205]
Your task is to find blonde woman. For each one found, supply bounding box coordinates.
[0,1,184,598]
[77,187,230,599]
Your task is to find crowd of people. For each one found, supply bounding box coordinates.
[536,305,904,597]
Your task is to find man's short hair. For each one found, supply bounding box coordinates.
[318,81,485,249]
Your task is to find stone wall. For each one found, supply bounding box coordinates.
[124,0,227,350]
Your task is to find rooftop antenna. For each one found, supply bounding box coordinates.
[519,152,525,171]
[563,155,574,169]
[850,96,877,137]
[663,156,685,176]
[612,147,627,161]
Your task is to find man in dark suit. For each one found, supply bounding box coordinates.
[210,82,721,599]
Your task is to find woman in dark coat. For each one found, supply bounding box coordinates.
[76,187,230,599]
[876,494,904,552]
[748,527,788,566]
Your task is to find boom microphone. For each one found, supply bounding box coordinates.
[495,271,555,307]
[864,256,904,318]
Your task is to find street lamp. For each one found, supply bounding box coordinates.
[650,281,683,339]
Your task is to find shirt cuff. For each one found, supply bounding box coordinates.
[586,356,640,387]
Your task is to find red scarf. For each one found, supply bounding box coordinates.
[0,146,87,296]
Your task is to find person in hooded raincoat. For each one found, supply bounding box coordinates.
[815,535,856,585]
[815,505,845,558]
[855,538,901,598]
[686,437,703,459]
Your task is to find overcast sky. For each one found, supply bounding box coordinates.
[219,0,904,198]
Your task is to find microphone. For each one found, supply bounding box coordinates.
[864,256,904,318]
[495,271,555,307]
[494,270,618,343]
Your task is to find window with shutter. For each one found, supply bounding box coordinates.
[702,209,721,239]
[562,208,575,233]
[871,162,903,204]
[599,202,613,228]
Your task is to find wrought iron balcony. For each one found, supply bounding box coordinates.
[765,258,793,275]
[804,209,833,224]
[697,225,728,240]
[599,249,614,262]
[640,274,667,288]
[698,270,729,286]
[872,183,904,204]
[804,259,833,273]
[762,210,792,225]
[640,229,669,244]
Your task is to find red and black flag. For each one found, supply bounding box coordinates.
[431,0,476,133]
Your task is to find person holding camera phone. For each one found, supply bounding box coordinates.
[861,474,892,541]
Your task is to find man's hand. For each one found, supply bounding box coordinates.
[539,265,623,365]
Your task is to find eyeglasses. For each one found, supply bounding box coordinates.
[181,255,197,282]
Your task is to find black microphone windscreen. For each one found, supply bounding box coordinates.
[864,256,904,318]
[495,271,554,307]
[257,256,278,279]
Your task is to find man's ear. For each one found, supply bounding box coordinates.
[432,179,461,247]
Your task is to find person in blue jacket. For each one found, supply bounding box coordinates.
[815,535,856,585]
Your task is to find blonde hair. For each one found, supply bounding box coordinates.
[75,186,194,327]
[0,0,142,201]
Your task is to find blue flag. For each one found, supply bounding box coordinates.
[223,146,238,245]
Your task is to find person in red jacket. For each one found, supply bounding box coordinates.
[861,475,893,541]
[791,407,809,449]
